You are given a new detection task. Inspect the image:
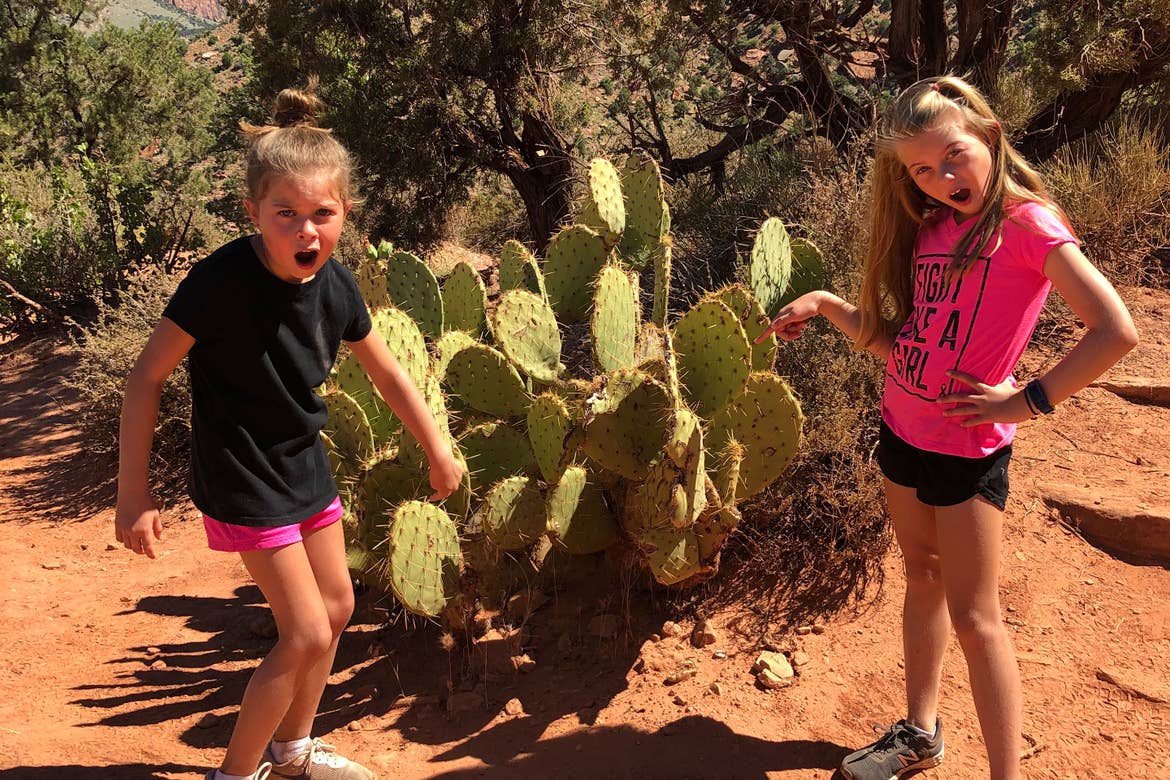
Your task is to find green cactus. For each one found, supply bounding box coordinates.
[358,458,426,550]
[443,344,530,419]
[370,307,430,388]
[386,250,444,338]
[332,350,399,444]
[500,240,547,299]
[708,372,804,500]
[493,289,563,383]
[384,500,462,617]
[432,330,479,381]
[578,158,626,249]
[547,465,619,554]
[672,298,751,415]
[623,458,683,536]
[715,284,778,372]
[581,370,674,480]
[459,421,538,492]
[651,243,672,327]
[591,265,637,373]
[749,217,793,318]
[442,261,488,336]
[357,243,390,309]
[544,225,609,323]
[618,152,670,265]
[638,526,700,586]
[527,392,573,483]
[322,390,374,468]
[782,237,826,308]
[482,475,547,550]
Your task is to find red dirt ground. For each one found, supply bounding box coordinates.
[1,287,1168,779]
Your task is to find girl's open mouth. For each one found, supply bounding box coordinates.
[949,187,972,205]
[295,250,318,268]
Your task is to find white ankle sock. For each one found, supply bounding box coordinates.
[214,771,255,780]
[270,735,313,764]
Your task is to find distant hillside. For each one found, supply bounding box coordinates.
[100,0,223,36]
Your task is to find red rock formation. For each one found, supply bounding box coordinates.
[166,0,227,23]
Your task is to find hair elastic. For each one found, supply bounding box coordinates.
[930,81,941,92]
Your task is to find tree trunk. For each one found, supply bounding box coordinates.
[952,0,1013,98]
[888,0,947,87]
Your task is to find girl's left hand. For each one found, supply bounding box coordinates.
[938,370,1034,426]
[428,446,465,501]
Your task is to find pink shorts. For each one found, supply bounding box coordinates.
[202,497,344,553]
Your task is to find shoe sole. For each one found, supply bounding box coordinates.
[840,747,944,780]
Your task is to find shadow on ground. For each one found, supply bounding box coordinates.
[0,764,203,779]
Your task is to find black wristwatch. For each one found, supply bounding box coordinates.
[1024,379,1055,415]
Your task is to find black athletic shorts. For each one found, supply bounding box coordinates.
[876,420,1011,510]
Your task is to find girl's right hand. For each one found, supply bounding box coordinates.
[755,291,823,343]
[115,494,163,559]
[428,446,465,501]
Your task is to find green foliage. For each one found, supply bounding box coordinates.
[0,5,222,328]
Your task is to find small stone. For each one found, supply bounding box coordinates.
[348,720,363,731]
[42,561,63,570]
[672,693,687,706]
[690,619,719,648]
[149,659,168,670]
[146,646,162,656]
[661,620,683,637]
[589,613,621,638]
[106,543,119,551]
[795,625,813,635]
[753,651,794,679]
[196,712,220,728]
[792,651,810,667]
[664,666,699,685]
[812,623,827,635]
[709,682,723,696]
[649,634,662,643]
[504,698,524,716]
[757,669,792,689]
[512,653,537,673]
[712,650,727,660]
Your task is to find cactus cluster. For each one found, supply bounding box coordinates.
[320,154,822,618]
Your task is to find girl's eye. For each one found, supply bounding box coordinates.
[278,209,295,217]
[914,166,930,177]
[948,148,964,159]
[316,208,335,217]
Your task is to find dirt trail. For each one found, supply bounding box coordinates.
[1,287,1168,779]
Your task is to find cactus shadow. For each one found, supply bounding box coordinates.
[0,763,205,779]
[424,714,850,778]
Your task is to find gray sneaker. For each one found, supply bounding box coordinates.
[840,718,944,779]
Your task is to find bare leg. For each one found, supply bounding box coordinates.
[886,479,950,733]
[220,544,332,776]
[273,519,355,741]
[935,496,1021,780]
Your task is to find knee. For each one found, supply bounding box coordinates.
[326,589,355,640]
[948,604,1005,646]
[281,619,335,662]
[902,550,943,589]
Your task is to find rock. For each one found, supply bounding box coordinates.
[473,627,525,676]
[1090,377,1170,405]
[348,720,363,731]
[661,620,683,638]
[511,653,537,673]
[1096,666,1170,703]
[762,636,795,654]
[1043,484,1170,562]
[106,543,119,551]
[690,619,719,648]
[664,666,699,685]
[446,691,482,714]
[149,659,168,670]
[812,623,827,635]
[589,613,621,638]
[792,650,810,667]
[757,669,792,689]
[712,650,727,660]
[753,651,794,679]
[672,693,687,706]
[709,682,723,696]
[42,561,63,570]
[796,625,813,635]
[146,646,162,656]
[196,712,220,728]
[504,697,525,716]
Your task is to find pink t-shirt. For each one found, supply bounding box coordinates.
[881,201,1079,457]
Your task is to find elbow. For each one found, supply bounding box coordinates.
[1115,319,1139,354]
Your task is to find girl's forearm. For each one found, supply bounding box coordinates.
[816,292,892,359]
[118,370,163,499]
[1035,325,1139,406]
[369,361,449,458]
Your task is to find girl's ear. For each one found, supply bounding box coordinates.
[243,198,260,227]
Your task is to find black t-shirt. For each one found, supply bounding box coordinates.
[163,236,372,526]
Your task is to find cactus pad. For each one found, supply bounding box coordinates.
[432,330,479,381]
[459,421,538,492]
[708,372,804,500]
[715,284,777,372]
[442,261,488,336]
[384,501,462,617]
[527,392,573,483]
[638,526,700,586]
[386,250,444,338]
[651,243,672,327]
[482,475,547,551]
[618,152,670,264]
[332,351,398,444]
[782,237,826,307]
[578,158,626,248]
[749,217,793,317]
[672,298,750,415]
[591,265,637,373]
[444,344,530,418]
[547,466,618,554]
[370,307,430,388]
[356,245,390,309]
[323,390,374,466]
[581,370,674,480]
[499,240,547,299]
[544,225,608,323]
[493,289,562,383]
[359,459,426,550]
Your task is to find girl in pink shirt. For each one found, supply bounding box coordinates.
[759,76,1137,779]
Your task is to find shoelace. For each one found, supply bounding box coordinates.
[254,763,273,780]
[868,721,914,754]
[306,739,348,769]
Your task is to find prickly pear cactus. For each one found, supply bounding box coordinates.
[323,154,812,612]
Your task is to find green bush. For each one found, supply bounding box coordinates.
[69,271,192,503]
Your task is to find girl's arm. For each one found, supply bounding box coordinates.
[116,318,194,559]
[756,290,893,359]
[347,330,463,499]
[941,243,1138,425]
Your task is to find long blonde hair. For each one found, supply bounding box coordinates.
[240,78,358,206]
[856,75,1069,350]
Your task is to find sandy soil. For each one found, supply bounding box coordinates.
[1,287,1167,779]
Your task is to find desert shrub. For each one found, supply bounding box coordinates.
[69,271,192,503]
[1041,113,1170,287]
[444,174,532,254]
